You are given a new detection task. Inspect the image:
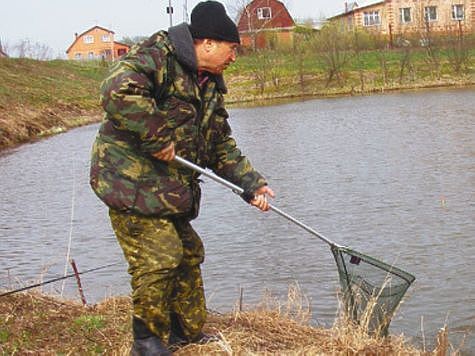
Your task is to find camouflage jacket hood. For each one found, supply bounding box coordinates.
[89,26,266,217]
[168,23,227,94]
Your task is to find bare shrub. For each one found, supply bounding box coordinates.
[311,22,352,88]
[444,24,471,75]
[11,39,54,60]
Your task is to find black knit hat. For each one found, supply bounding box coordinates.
[189,1,240,44]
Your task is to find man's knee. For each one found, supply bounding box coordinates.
[110,210,184,273]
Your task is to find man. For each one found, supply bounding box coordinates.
[89,1,274,354]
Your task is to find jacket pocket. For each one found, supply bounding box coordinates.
[90,138,193,216]
[134,176,193,216]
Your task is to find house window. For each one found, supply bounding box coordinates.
[83,35,94,44]
[74,53,82,60]
[101,35,111,42]
[363,11,381,26]
[257,7,272,20]
[452,4,464,20]
[424,6,437,22]
[400,7,412,23]
[88,52,94,59]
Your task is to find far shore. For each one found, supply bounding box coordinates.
[1,78,474,153]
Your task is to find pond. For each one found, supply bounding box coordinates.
[1,87,474,352]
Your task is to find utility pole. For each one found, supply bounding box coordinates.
[183,0,189,22]
[167,0,173,27]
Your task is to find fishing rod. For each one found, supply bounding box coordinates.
[0,261,121,298]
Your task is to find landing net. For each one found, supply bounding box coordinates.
[331,246,416,336]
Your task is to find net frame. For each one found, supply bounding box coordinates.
[331,245,416,336]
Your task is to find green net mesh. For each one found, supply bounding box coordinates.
[331,245,415,336]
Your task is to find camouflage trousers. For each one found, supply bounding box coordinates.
[109,209,206,343]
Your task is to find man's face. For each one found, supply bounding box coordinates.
[205,40,238,74]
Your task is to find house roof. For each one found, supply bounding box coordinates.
[113,41,131,48]
[66,25,116,54]
[327,0,384,19]
[237,0,295,32]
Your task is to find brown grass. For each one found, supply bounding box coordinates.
[0,285,452,355]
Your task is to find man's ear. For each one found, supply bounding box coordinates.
[203,39,216,52]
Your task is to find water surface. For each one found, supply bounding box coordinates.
[1,87,474,351]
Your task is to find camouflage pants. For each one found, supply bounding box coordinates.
[109,209,206,343]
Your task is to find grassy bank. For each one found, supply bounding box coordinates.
[0,288,450,355]
[1,46,474,150]
[0,58,107,149]
[224,46,475,103]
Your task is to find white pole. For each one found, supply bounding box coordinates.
[168,0,173,27]
[183,0,188,22]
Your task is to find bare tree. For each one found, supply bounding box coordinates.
[370,33,391,86]
[10,39,54,60]
[248,51,268,94]
[416,6,442,80]
[311,22,352,87]
[0,38,8,57]
[396,37,415,84]
[293,26,314,92]
[351,29,372,92]
[444,22,470,75]
[15,39,31,58]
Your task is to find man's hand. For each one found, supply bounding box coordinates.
[152,142,175,161]
[250,186,275,211]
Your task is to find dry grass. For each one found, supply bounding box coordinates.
[0,285,453,355]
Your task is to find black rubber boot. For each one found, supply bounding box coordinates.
[168,312,189,351]
[191,332,221,344]
[130,317,171,356]
[169,312,220,350]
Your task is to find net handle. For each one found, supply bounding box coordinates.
[174,156,340,247]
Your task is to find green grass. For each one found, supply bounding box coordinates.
[73,315,106,332]
[0,58,108,110]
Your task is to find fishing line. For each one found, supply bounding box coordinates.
[0,262,122,298]
[61,150,77,296]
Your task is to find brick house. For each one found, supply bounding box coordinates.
[328,0,474,36]
[237,0,295,49]
[66,26,130,61]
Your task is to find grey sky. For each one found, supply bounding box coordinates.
[1,1,345,57]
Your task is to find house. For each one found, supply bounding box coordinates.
[327,0,474,36]
[237,0,295,49]
[66,26,130,61]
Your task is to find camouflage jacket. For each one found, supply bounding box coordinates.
[90,23,267,218]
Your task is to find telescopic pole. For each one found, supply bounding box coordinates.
[174,156,339,247]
